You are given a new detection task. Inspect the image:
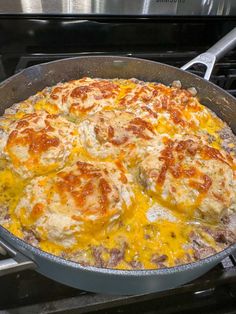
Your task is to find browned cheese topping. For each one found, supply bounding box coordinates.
[0,77,235,270]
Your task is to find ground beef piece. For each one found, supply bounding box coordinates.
[219,127,234,140]
[189,230,218,260]
[193,247,217,260]
[201,225,236,245]
[60,252,67,259]
[91,246,106,267]
[221,215,230,224]
[23,230,39,246]
[129,260,143,269]
[0,206,9,224]
[151,254,168,268]
[107,247,126,268]
[189,230,209,247]
[91,244,127,268]
[207,134,216,144]
[4,214,10,220]
[219,127,236,154]
[189,224,236,262]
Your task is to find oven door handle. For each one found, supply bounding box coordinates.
[0,239,36,276]
[181,27,236,81]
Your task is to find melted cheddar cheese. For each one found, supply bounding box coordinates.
[0,77,235,270]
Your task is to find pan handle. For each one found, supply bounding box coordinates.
[181,27,236,81]
[0,239,36,276]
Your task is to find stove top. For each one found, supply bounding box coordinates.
[0,256,235,313]
[0,15,235,314]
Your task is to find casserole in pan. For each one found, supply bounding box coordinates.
[0,28,235,295]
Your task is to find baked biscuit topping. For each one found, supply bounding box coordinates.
[1,111,80,178]
[139,137,235,222]
[15,160,134,248]
[0,77,235,269]
[78,110,158,161]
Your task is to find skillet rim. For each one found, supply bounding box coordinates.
[0,55,235,276]
[1,55,236,105]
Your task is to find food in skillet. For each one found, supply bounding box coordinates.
[0,77,235,269]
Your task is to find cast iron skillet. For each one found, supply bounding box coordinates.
[0,29,236,295]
